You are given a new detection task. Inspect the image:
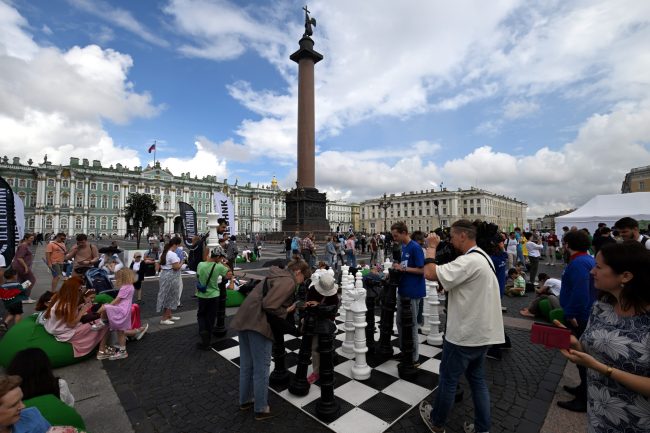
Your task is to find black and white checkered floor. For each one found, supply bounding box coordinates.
[212,309,442,433]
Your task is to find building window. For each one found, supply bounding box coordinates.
[90,194,97,208]
[46,191,54,206]
[18,192,26,203]
[77,181,83,189]
[62,180,69,188]
[101,195,108,208]
[28,217,35,230]
[145,187,151,193]
[155,187,160,194]
[129,185,136,193]
[113,184,119,192]
[89,217,96,230]
[90,182,97,190]
[111,217,118,229]
[641,181,645,191]
[477,207,481,214]
[102,183,108,191]
[29,193,36,207]
[76,194,83,208]
[47,179,55,187]
[61,194,69,208]
[45,216,53,230]
[7,178,14,187]
[464,208,467,214]
[100,217,107,230]
[75,217,82,230]
[112,196,119,209]
[18,179,26,188]
[60,217,68,229]
[164,201,170,211]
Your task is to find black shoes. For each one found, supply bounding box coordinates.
[557,398,587,412]
[486,347,502,360]
[563,384,579,396]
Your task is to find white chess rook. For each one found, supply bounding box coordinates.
[206,213,221,249]
[342,272,356,354]
[421,280,433,335]
[426,281,444,345]
[350,281,370,380]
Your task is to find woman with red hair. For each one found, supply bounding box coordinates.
[43,277,109,358]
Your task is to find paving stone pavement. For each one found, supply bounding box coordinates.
[105,317,566,433]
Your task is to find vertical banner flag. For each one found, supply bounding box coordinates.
[213,192,236,237]
[178,201,197,247]
[13,193,25,242]
[0,176,17,266]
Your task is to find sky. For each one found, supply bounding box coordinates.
[1,0,649,217]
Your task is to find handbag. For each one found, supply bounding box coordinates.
[196,263,217,293]
[261,279,298,336]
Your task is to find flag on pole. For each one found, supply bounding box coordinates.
[148,143,156,153]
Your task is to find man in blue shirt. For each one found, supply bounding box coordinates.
[391,221,425,365]
[557,229,596,413]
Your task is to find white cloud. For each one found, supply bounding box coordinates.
[0,3,161,167]
[503,99,540,120]
[157,141,228,179]
[66,0,169,47]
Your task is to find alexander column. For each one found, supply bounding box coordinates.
[282,6,330,234]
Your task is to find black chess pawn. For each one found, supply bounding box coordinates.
[396,295,419,380]
[363,276,382,353]
[377,269,399,357]
[269,311,295,386]
[315,304,340,422]
[289,308,316,396]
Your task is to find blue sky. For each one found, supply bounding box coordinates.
[1,0,649,216]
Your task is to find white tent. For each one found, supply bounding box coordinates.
[555,192,650,235]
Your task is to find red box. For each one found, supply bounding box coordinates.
[530,322,571,350]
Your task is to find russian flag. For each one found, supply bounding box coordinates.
[148,143,156,153]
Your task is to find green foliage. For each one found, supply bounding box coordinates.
[124,193,157,247]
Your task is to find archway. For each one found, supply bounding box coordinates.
[173,216,183,235]
[151,215,165,235]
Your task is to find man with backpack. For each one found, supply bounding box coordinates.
[65,234,99,277]
[614,217,650,249]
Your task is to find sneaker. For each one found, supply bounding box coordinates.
[486,347,502,360]
[307,372,320,384]
[418,401,445,432]
[109,349,128,360]
[170,316,181,321]
[22,298,36,304]
[96,347,116,360]
[160,319,175,325]
[255,409,279,421]
[463,421,476,433]
[90,321,106,331]
[239,401,254,411]
[134,323,149,341]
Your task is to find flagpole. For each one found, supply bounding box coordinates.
[154,140,157,165]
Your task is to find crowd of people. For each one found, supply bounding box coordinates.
[1,214,648,433]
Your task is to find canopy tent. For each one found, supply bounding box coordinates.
[555,192,650,235]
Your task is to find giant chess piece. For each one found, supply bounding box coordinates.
[269,313,294,386]
[341,272,356,354]
[426,281,444,346]
[351,274,370,380]
[289,307,317,396]
[377,268,399,357]
[421,280,433,335]
[397,294,419,380]
[315,303,340,422]
[212,276,227,338]
[363,275,382,353]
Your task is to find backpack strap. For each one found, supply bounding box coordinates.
[468,249,497,276]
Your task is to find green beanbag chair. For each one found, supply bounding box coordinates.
[538,298,552,320]
[0,315,93,369]
[549,308,565,325]
[94,293,114,304]
[24,394,86,431]
[235,254,257,263]
[226,289,245,307]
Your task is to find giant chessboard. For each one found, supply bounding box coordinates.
[211,308,442,433]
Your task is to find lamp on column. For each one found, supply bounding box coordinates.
[378,193,393,234]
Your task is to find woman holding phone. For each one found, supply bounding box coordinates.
[556,241,650,433]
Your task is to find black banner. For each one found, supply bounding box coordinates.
[0,176,17,266]
[178,201,197,247]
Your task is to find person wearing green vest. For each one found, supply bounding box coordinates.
[196,251,231,350]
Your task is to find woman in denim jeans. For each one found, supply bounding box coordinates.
[230,259,311,420]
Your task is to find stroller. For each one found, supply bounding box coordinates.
[84,268,119,298]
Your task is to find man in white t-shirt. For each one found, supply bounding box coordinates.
[418,220,504,433]
[505,232,518,268]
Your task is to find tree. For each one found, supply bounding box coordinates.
[124,193,157,248]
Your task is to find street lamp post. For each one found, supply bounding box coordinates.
[377,193,393,234]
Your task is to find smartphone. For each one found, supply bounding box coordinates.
[530,322,571,350]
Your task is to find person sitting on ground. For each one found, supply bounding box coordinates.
[99,254,123,276]
[0,268,30,328]
[43,277,109,359]
[505,268,526,297]
[35,291,54,325]
[7,348,75,407]
[520,273,562,318]
[0,374,51,433]
[241,246,252,263]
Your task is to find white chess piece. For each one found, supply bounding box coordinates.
[350,282,370,380]
[426,281,444,345]
[342,272,356,354]
[421,280,433,335]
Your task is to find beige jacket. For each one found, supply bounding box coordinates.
[230,266,296,341]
